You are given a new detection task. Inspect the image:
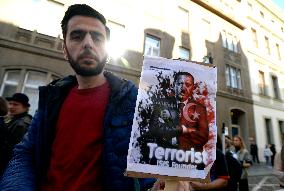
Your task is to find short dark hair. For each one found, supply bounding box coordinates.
[173,71,194,83]
[61,4,110,40]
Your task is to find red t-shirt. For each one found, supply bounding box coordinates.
[41,82,110,191]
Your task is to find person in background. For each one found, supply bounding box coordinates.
[272,141,284,188]
[264,144,272,165]
[0,97,8,117]
[151,135,230,191]
[270,144,277,167]
[233,135,252,191]
[0,97,8,177]
[0,93,32,177]
[187,135,229,191]
[0,4,154,191]
[225,136,242,191]
[250,140,260,164]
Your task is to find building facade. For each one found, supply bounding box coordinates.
[245,0,284,160]
[0,0,283,156]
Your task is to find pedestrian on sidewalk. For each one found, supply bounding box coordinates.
[270,144,277,167]
[272,142,284,188]
[264,144,272,165]
[225,136,242,191]
[250,140,260,164]
[233,135,252,191]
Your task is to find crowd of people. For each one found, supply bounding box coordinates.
[0,3,283,191]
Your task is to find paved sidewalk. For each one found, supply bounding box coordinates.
[248,162,274,176]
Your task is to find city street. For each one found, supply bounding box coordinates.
[248,163,283,191]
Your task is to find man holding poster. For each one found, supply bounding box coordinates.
[173,72,209,151]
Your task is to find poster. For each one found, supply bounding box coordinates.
[127,56,217,179]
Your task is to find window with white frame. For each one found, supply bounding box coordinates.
[227,33,234,51]
[258,70,266,95]
[265,36,270,55]
[222,31,238,53]
[178,7,189,31]
[0,70,21,98]
[144,35,160,57]
[178,47,190,59]
[272,75,280,99]
[225,65,242,89]
[0,69,60,115]
[260,11,264,18]
[251,28,258,48]
[221,30,227,48]
[202,19,211,41]
[107,20,126,59]
[247,2,253,12]
[233,36,238,53]
[22,71,47,115]
[276,43,281,60]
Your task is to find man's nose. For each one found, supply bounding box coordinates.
[82,33,94,49]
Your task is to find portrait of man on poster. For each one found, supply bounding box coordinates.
[173,71,209,151]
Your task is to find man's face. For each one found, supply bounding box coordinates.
[8,101,28,116]
[161,110,170,120]
[174,75,194,102]
[63,16,108,76]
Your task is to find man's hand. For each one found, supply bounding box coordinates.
[150,180,193,191]
[189,181,205,190]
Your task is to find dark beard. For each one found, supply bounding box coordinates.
[66,48,107,77]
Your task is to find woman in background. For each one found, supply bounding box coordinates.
[233,135,252,191]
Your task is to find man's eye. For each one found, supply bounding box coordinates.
[70,32,85,40]
[71,34,83,40]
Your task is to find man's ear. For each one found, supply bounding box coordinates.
[62,43,68,60]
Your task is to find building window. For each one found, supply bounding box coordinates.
[221,31,227,48]
[279,121,284,144]
[272,75,280,99]
[265,118,273,144]
[178,47,190,59]
[0,69,60,115]
[144,35,160,57]
[265,36,270,55]
[178,7,189,32]
[222,31,238,53]
[258,70,266,95]
[107,20,126,59]
[225,65,242,89]
[276,43,281,60]
[233,36,238,53]
[227,33,234,51]
[260,11,264,18]
[0,70,21,98]
[248,2,253,11]
[22,71,47,115]
[251,28,258,48]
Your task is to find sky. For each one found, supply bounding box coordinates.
[272,0,284,11]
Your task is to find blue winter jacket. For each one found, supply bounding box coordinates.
[0,71,154,191]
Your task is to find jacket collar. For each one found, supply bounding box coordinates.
[47,71,135,102]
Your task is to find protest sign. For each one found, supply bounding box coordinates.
[127,56,217,180]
